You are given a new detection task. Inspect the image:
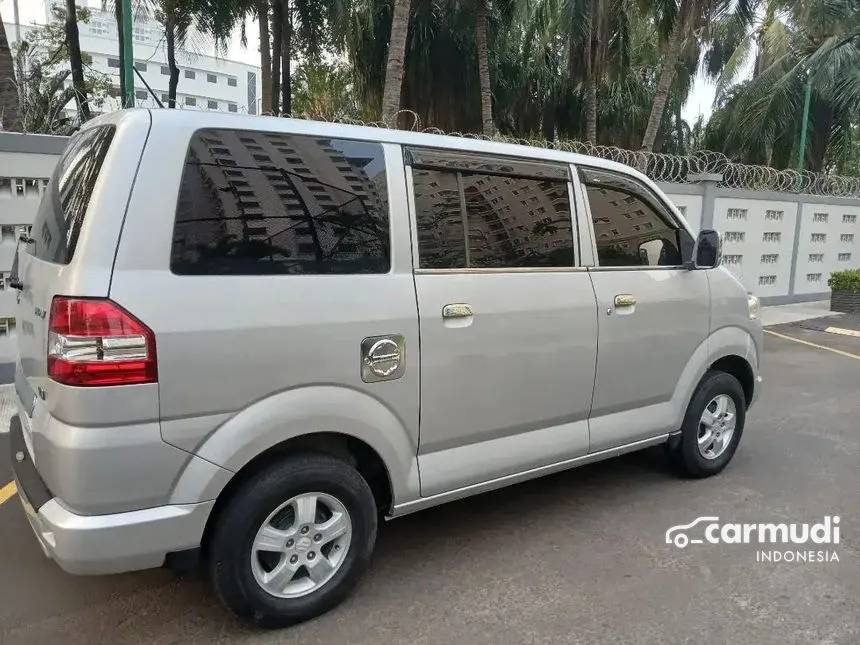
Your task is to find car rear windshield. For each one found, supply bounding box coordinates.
[29,125,115,264]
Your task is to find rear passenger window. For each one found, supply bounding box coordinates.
[409,149,575,269]
[580,167,686,267]
[30,125,115,264]
[171,130,390,275]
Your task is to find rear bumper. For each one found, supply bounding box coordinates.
[10,415,213,575]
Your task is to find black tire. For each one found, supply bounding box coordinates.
[670,370,746,478]
[208,453,378,629]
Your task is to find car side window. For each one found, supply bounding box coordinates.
[409,149,576,269]
[171,129,390,275]
[580,167,688,267]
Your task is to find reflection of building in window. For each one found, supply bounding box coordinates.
[584,181,681,266]
[172,130,389,274]
[413,165,574,269]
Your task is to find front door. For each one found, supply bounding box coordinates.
[406,147,599,498]
[577,166,710,452]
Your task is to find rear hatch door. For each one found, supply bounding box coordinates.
[14,113,151,459]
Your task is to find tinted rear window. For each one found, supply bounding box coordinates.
[170,129,390,275]
[30,125,115,264]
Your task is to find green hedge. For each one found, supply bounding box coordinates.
[828,269,860,291]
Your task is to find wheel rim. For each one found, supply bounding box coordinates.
[250,492,353,599]
[697,394,737,460]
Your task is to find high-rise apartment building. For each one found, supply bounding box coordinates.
[4,0,262,117]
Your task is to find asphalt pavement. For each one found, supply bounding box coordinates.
[0,363,14,386]
[0,326,858,644]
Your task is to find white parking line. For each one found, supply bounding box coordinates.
[765,329,860,361]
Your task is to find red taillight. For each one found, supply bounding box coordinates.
[47,297,157,386]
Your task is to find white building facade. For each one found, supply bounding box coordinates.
[4,0,262,117]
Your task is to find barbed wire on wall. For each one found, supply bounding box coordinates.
[274,109,860,199]
[14,102,860,198]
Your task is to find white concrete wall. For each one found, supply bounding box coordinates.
[0,135,64,360]
[792,203,860,296]
[712,198,798,298]
[663,192,703,234]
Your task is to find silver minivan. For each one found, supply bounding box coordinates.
[10,109,762,628]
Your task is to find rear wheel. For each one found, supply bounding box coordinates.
[208,453,377,628]
[670,370,746,478]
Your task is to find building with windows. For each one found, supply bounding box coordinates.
[4,0,262,118]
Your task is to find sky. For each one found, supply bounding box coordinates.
[3,0,718,126]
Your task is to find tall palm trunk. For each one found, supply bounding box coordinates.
[584,0,599,142]
[281,0,291,115]
[0,9,22,131]
[257,0,272,114]
[541,87,555,140]
[113,1,128,106]
[585,77,597,142]
[65,0,91,121]
[165,22,180,107]
[640,0,689,152]
[271,0,282,115]
[674,101,684,150]
[381,0,412,125]
[476,0,494,135]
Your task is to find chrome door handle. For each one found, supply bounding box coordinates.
[614,294,636,307]
[442,303,474,319]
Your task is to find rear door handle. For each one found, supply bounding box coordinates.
[442,303,474,319]
[614,294,636,307]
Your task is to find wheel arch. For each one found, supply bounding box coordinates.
[670,326,759,429]
[200,431,394,557]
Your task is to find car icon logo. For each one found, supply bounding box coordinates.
[665,516,720,548]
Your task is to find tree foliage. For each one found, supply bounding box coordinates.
[6,0,860,175]
[14,5,112,134]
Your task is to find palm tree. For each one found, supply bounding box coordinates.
[475,0,494,134]
[65,0,91,121]
[292,60,358,119]
[256,0,273,113]
[639,0,754,152]
[0,8,23,131]
[271,0,283,114]
[154,0,232,108]
[381,0,412,125]
[16,43,77,134]
[704,0,860,171]
[703,0,789,101]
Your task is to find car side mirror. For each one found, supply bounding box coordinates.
[692,229,721,269]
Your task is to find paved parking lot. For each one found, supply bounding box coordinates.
[1,327,858,644]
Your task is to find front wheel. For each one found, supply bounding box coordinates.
[670,370,746,478]
[208,453,378,628]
